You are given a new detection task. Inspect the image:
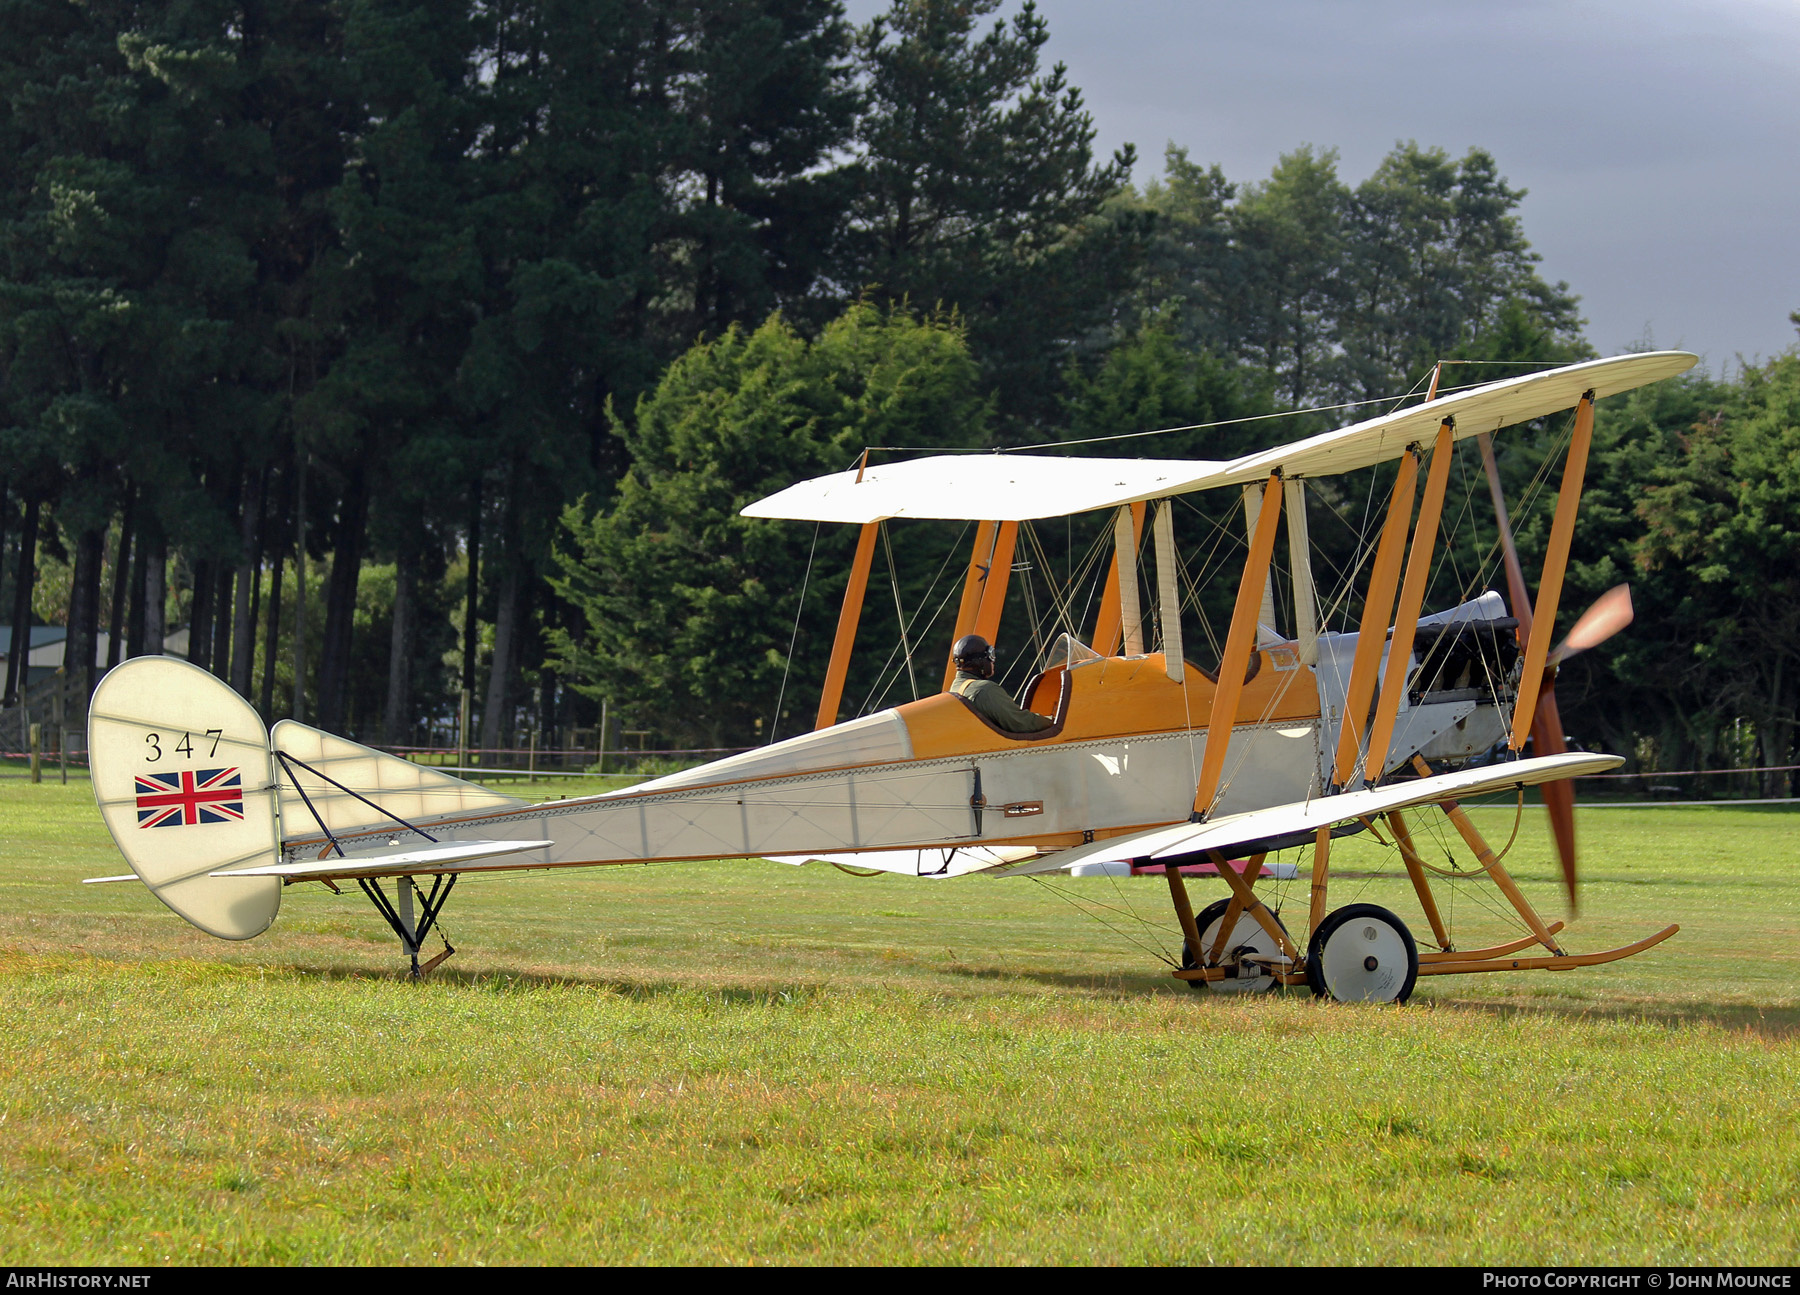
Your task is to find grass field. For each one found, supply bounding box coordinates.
[2,767,1798,1264]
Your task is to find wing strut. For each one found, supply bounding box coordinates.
[817,520,878,728]
[1113,507,1145,656]
[1091,503,1146,656]
[1330,451,1418,789]
[1284,479,1318,664]
[943,521,996,689]
[972,521,1019,650]
[1153,501,1184,681]
[1363,420,1455,782]
[1192,473,1283,819]
[1510,391,1596,749]
[1241,484,1279,630]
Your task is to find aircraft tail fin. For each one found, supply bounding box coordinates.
[88,657,283,939]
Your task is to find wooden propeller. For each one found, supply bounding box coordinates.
[1476,434,1632,908]
[1550,584,1634,666]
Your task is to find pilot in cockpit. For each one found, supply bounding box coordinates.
[948,634,1053,733]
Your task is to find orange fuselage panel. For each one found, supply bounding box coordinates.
[899,651,1320,761]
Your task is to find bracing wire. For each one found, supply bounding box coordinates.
[879,521,920,701]
[1029,876,1181,968]
[766,521,820,744]
[857,522,971,715]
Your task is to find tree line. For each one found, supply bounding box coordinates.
[1,0,1793,776]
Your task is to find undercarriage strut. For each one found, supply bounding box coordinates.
[357,873,458,977]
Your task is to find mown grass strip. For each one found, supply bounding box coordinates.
[3,775,1797,1263]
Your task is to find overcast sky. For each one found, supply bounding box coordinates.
[847,0,1800,373]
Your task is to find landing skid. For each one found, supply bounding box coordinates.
[357,874,458,977]
[1162,790,1679,1001]
[277,748,462,978]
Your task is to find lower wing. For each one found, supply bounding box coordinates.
[997,751,1621,876]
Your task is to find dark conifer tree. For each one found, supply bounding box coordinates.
[844,0,1138,431]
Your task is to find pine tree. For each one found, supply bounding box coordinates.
[845,0,1137,431]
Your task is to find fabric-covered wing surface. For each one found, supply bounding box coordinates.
[996,752,1622,875]
[742,352,1697,524]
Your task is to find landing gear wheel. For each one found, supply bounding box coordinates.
[1306,903,1418,1003]
[1182,898,1290,993]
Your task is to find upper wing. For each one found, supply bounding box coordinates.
[742,352,1696,524]
[997,752,1623,875]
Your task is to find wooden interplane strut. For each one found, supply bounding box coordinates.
[1479,428,1580,900]
[1362,421,1455,783]
[1330,452,1419,788]
[1510,392,1596,750]
[1153,502,1184,682]
[1284,479,1318,664]
[1192,474,1283,818]
[1242,484,1280,630]
[816,521,878,730]
[972,521,1019,649]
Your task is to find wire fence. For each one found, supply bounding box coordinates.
[371,743,756,781]
[0,737,754,784]
[5,736,1800,804]
[1567,763,1800,806]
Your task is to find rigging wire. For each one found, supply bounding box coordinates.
[1028,875,1181,968]
[853,369,1536,461]
[879,521,920,701]
[858,374,1503,458]
[766,521,820,745]
[857,521,971,715]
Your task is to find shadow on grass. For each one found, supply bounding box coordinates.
[1419,994,1800,1039]
[286,954,1195,1002]
[933,960,1188,997]
[18,940,1799,1034]
[251,957,853,1003]
[169,944,1193,1003]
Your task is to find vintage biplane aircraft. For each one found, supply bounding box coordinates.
[86,351,1696,1001]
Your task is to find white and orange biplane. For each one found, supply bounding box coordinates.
[86,351,1695,1001]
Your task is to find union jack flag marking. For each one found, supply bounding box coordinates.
[135,768,244,828]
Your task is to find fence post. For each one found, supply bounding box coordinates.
[528,729,537,784]
[598,697,608,776]
[457,688,470,772]
[29,722,40,784]
[59,727,67,784]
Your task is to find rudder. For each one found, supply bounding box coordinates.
[88,657,281,939]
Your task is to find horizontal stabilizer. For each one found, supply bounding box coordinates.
[1001,752,1622,876]
[214,838,553,882]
